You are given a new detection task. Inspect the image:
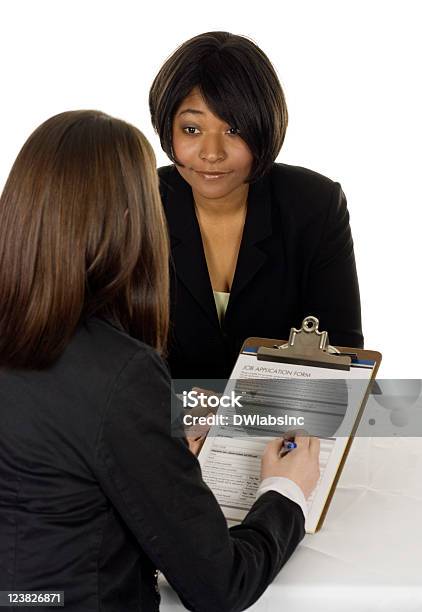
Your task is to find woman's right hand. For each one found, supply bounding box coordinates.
[261,435,320,499]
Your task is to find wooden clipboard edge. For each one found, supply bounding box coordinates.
[240,337,382,533]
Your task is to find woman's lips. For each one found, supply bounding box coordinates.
[193,170,232,180]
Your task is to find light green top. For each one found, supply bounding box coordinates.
[213,291,230,325]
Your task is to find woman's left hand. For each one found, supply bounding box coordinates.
[183,387,219,456]
[186,434,207,456]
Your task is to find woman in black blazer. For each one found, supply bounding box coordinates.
[150,32,363,380]
[0,110,320,611]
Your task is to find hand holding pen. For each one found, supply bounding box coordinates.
[261,434,320,499]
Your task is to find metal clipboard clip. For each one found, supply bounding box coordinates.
[257,316,353,370]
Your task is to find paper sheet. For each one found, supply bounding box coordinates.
[199,352,375,532]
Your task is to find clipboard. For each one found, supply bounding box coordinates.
[240,316,382,532]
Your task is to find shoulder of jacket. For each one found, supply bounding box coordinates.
[72,318,159,376]
[268,162,339,193]
[266,163,343,223]
[268,164,342,233]
[157,165,185,203]
[158,164,177,186]
[157,164,175,180]
[158,164,175,175]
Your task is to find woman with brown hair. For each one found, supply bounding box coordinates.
[0,111,319,611]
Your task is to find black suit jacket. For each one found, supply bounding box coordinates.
[0,318,305,612]
[159,163,363,380]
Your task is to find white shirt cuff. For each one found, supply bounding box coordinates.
[256,477,308,521]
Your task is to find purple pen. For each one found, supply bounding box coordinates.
[283,441,297,451]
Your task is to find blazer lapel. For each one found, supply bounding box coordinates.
[162,169,220,328]
[161,166,274,328]
[228,174,273,308]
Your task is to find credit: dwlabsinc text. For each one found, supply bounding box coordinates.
[183,414,305,427]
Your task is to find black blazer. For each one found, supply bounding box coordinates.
[159,163,363,380]
[0,318,305,612]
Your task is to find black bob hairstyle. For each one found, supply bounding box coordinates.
[149,31,288,183]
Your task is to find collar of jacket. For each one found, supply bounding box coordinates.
[160,165,273,329]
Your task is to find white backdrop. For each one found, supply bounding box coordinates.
[1,0,421,377]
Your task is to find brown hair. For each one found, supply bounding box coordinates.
[149,31,288,182]
[0,110,169,369]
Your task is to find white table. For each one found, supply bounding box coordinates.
[159,436,422,611]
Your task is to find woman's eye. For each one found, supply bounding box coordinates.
[183,126,200,135]
[226,127,240,135]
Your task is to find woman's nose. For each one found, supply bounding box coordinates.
[199,134,226,163]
